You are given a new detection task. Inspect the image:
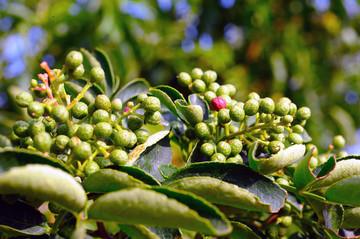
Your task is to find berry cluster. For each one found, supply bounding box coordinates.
[10,51,163,177]
[178,69,315,162]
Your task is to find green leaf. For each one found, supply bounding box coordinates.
[188,94,210,121]
[0,164,87,213]
[159,164,179,179]
[146,226,182,239]
[325,176,360,207]
[83,169,148,193]
[293,148,336,191]
[227,221,261,239]
[115,78,150,104]
[0,148,71,173]
[109,165,160,186]
[167,176,280,212]
[175,99,204,126]
[0,135,11,148]
[80,48,101,68]
[164,162,287,213]
[64,81,95,104]
[187,139,210,164]
[149,85,185,119]
[130,130,172,182]
[70,219,86,239]
[118,224,160,239]
[323,204,344,233]
[88,187,232,236]
[343,207,360,228]
[94,47,116,97]
[248,142,306,175]
[0,197,48,237]
[174,99,190,124]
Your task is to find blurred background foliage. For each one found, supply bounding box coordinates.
[0,0,360,153]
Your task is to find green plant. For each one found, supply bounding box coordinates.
[1,49,360,239]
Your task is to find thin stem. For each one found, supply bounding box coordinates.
[113,103,142,126]
[66,82,93,110]
[224,123,230,137]
[50,211,67,235]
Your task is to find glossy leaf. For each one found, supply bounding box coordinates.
[0,197,48,237]
[109,165,160,186]
[324,204,344,233]
[94,47,116,97]
[248,142,306,175]
[118,224,160,239]
[174,99,190,124]
[0,148,71,173]
[149,85,185,118]
[167,176,280,212]
[88,187,232,236]
[70,220,86,239]
[343,207,360,228]
[293,148,336,191]
[115,78,150,104]
[146,226,182,239]
[0,164,87,213]
[227,221,261,239]
[325,176,360,207]
[159,164,179,179]
[83,169,148,193]
[188,94,209,121]
[164,162,287,213]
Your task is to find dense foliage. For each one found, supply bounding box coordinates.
[1,49,360,239]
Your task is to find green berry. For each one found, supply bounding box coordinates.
[76,123,94,141]
[226,84,236,97]
[28,120,45,137]
[13,120,29,137]
[178,72,192,86]
[332,135,346,150]
[309,157,319,169]
[15,92,33,107]
[268,141,285,154]
[92,109,110,124]
[219,95,233,109]
[27,102,44,118]
[244,99,259,116]
[110,149,129,166]
[134,129,150,144]
[229,139,243,156]
[84,161,100,177]
[227,154,243,164]
[68,136,81,149]
[218,108,231,124]
[229,125,239,133]
[204,91,217,104]
[200,143,215,157]
[202,70,217,84]
[288,103,297,116]
[208,82,220,93]
[337,151,348,158]
[280,216,292,228]
[271,125,284,134]
[230,104,245,122]
[127,115,144,131]
[211,153,226,162]
[265,225,278,238]
[270,133,286,143]
[94,156,113,168]
[9,130,20,145]
[56,124,69,136]
[278,97,291,104]
[113,130,137,148]
[68,64,84,79]
[34,83,47,98]
[259,97,275,114]
[72,142,92,162]
[55,135,70,151]
[205,117,217,134]
[276,178,289,186]
[191,79,206,93]
[71,102,88,119]
[65,51,83,69]
[111,98,123,112]
[191,68,203,79]
[144,111,162,125]
[51,105,69,123]
[127,101,135,108]
[95,94,111,110]
[274,101,290,116]
[306,144,319,156]
[142,96,161,112]
[90,66,105,84]
[296,107,311,120]
[282,115,293,124]
[94,122,113,139]
[30,79,38,88]
[136,93,148,104]
[194,122,211,140]
[216,85,229,96]
[20,136,33,148]
[288,133,303,144]
[216,141,231,157]
[68,124,80,137]
[292,125,304,134]
[260,113,272,123]
[33,132,52,152]
[42,116,56,132]
[247,92,260,101]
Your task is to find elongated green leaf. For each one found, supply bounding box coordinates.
[311,159,360,191]
[0,164,87,212]
[149,86,185,118]
[80,48,101,68]
[164,162,287,213]
[88,188,232,236]
[94,47,116,97]
[83,169,148,193]
[188,94,209,121]
[119,224,160,239]
[70,220,86,239]
[343,207,360,228]
[146,227,182,239]
[64,81,95,104]
[109,165,160,186]
[293,148,336,191]
[115,78,150,104]
[227,221,261,239]
[0,148,71,173]
[248,142,306,175]
[324,228,360,239]
[159,164,179,179]
[324,204,344,233]
[326,176,360,207]
[175,99,203,126]
[0,198,48,237]
[167,176,278,212]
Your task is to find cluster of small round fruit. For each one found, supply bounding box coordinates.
[9,51,162,177]
[177,68,316,162]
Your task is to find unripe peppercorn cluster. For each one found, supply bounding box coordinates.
[176,68,321,162]
[10,51,163,178]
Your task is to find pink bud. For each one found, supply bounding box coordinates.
[211,97,227,111]
[124,107,130,113]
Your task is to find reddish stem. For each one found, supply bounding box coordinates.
[40,61,54,82]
